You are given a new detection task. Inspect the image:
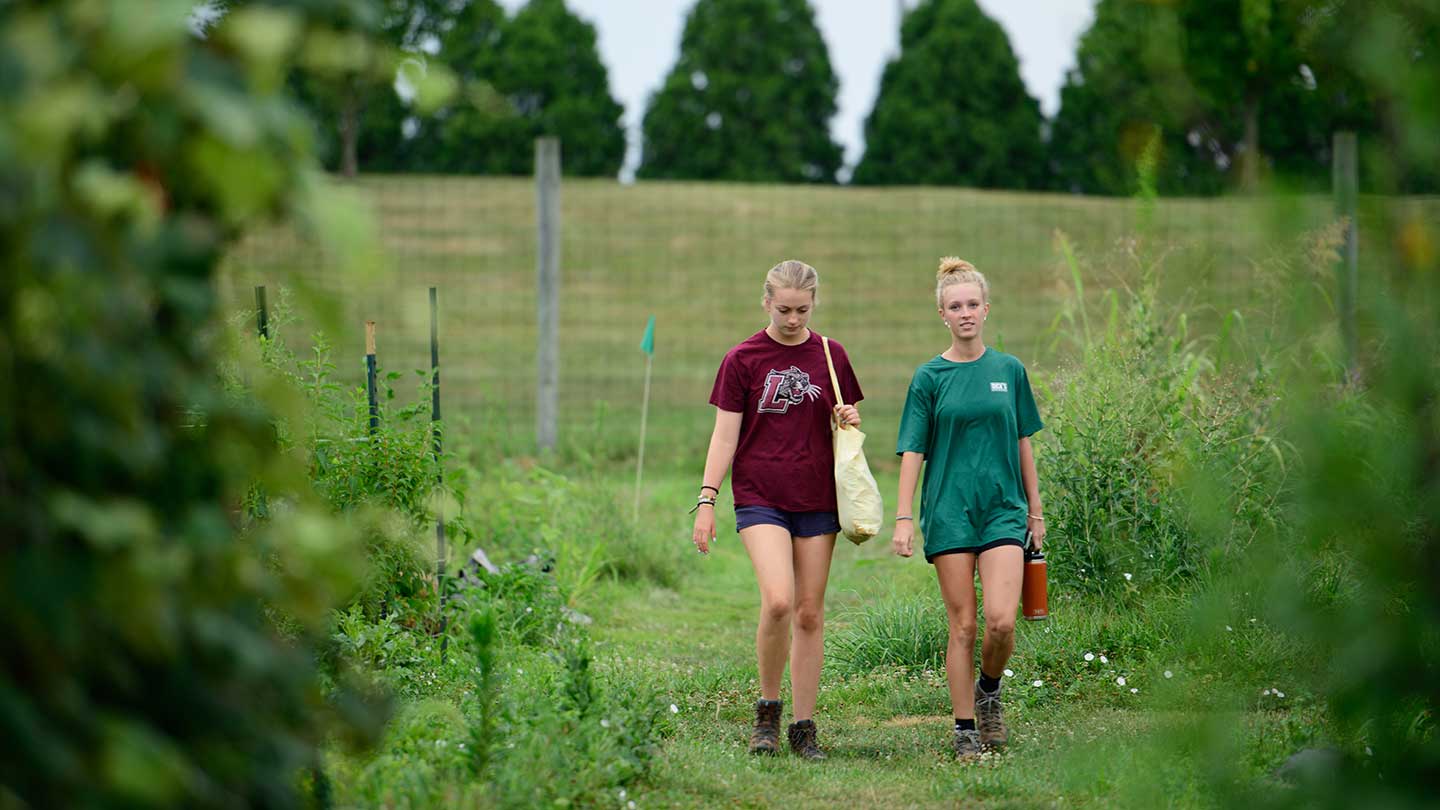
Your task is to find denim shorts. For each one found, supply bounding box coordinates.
[734,506,842,538]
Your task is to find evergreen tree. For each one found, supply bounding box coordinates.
[851,0,1046,189]
[431,0,625,176]
[638,0,844,183]
[412,0,511,173]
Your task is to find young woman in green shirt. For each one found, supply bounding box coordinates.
[892,257,1047,761]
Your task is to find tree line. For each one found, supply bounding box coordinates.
[310,0,1437,194]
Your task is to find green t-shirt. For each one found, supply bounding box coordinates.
[895,348,1044,560]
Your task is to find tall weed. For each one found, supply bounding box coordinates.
[1037,234,1286,596]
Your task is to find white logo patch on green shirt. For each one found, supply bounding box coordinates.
[990,382,1008,392]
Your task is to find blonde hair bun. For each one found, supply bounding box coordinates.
[937,256,977,278]
[934,256,989,306]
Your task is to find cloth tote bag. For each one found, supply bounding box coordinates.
[822,336,883,544]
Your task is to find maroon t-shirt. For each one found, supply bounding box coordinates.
[709,330,864,512]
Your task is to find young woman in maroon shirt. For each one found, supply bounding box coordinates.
[690,260,863,761]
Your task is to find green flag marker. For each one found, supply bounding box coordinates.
[639,315,655,355]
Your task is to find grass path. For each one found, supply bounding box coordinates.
[585,476,1191,809]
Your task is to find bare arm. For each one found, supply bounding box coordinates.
[692,409,742,554]
[892,451,925,557]
[1019,436,1045,550]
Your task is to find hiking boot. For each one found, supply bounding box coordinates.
[953,727,983,762]
[787,719,827,761]
[975,681,1008,750]
[748,699,782,755]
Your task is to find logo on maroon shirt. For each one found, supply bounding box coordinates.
[758,366,823,414]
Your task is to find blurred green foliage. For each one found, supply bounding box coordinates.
[1050,0,1439,194]
[0,1,398,805]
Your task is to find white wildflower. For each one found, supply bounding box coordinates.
[601,718,610,728]
[1003,668,1014,678]
[1099,655,1108,664]
[1130,688,1138,694]
[1164,670,1173,679]
[669,704,679,714]
[1084,652,1095,662]
[1116,676,1127,686]
[1032,680,1043,688]
[1123,572,1133,581]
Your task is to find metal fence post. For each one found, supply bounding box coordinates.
[536,137,561,451]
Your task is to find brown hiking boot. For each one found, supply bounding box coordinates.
[787,719,827,761]
[954,727,983,762]
[975,681,1008,750]
[748,699,782,755]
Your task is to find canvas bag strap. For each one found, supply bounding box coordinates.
[822,335,846,410]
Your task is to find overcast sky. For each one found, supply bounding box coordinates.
[497,0,1098,180]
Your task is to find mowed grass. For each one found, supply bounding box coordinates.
[584,471,1321,809]
[218,177,1430,470]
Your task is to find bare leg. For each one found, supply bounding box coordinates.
[789,532,837,721]
[977,545,1024,678]
[934,554,980,719]
[741,524,795,701]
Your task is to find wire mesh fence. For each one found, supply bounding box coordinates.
[219,169,1433,470]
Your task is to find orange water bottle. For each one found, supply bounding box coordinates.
[1021,534,1049,621]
